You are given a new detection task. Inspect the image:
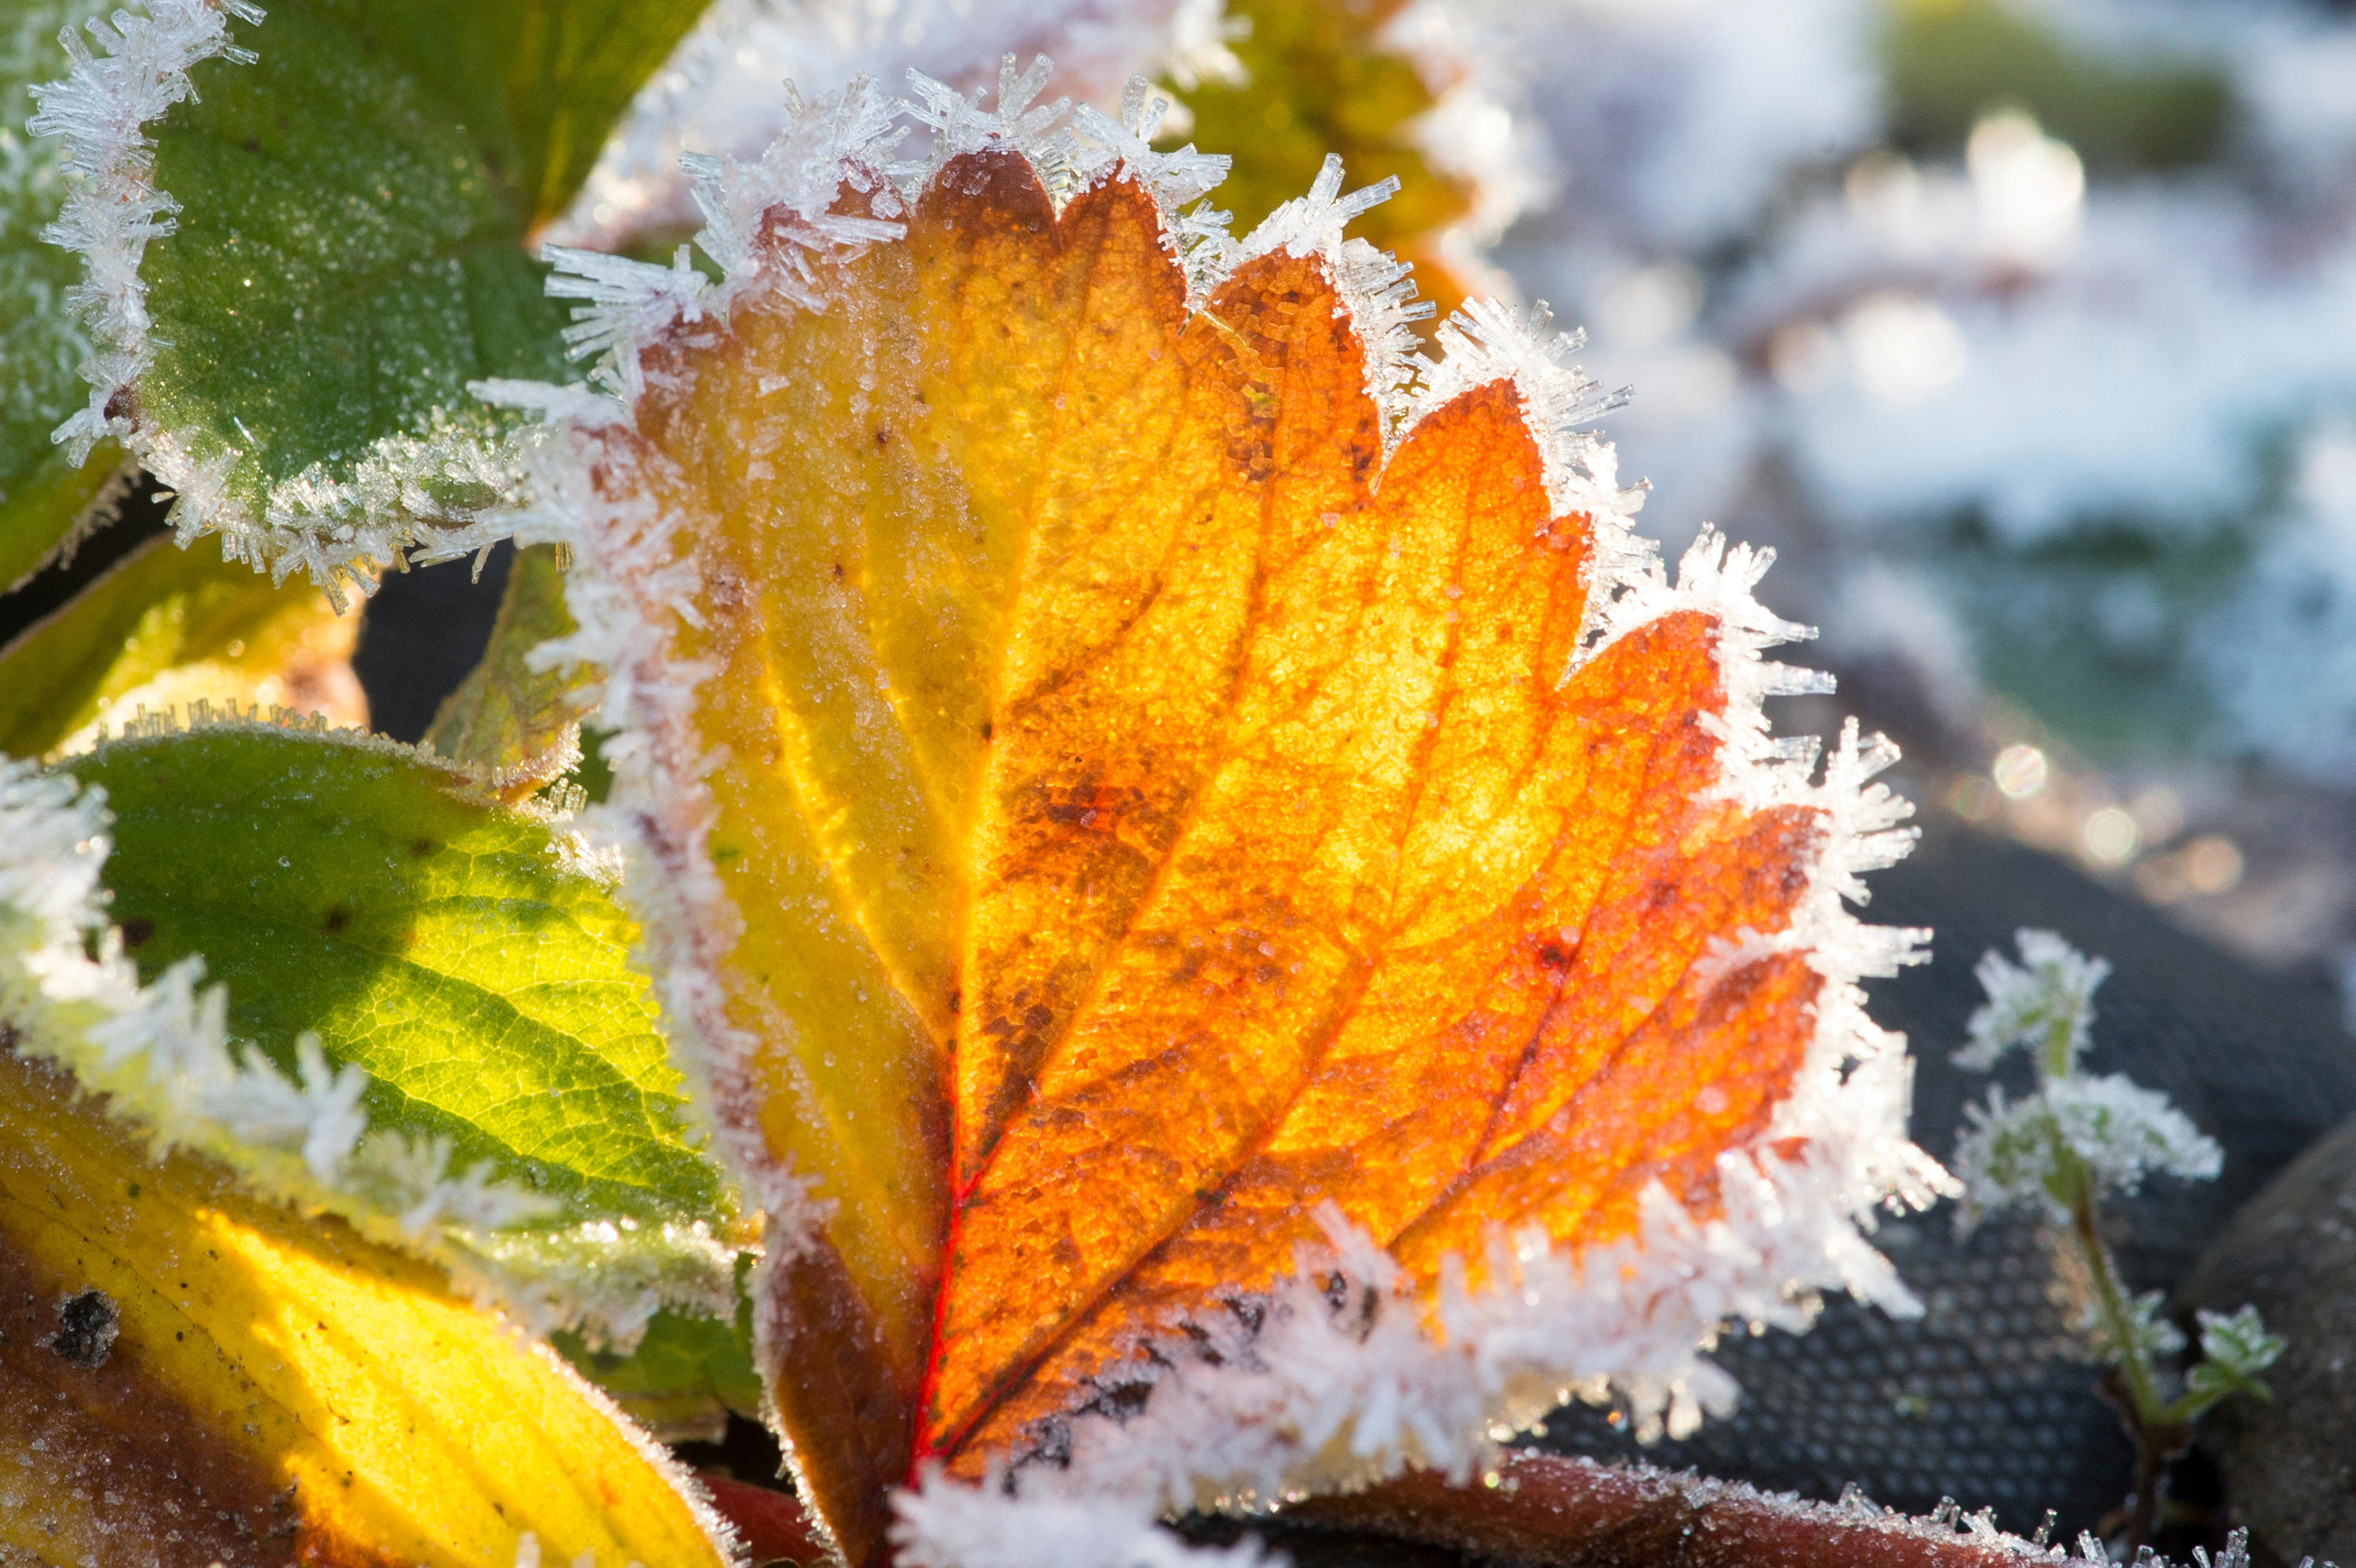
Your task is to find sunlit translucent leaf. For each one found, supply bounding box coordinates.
[45,0,708,594]
[1,0,124,587]
[551,115,1926,1562]
[1157,0,1476,319]
[0,1043,736,1568]
[428,542,596,798]
[0,531,365,759]
[63,726,731,1249]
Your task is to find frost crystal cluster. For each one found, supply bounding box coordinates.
[1951,930,2220,1230]
[1949,929,2282,1541]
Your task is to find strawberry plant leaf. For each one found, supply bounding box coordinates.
[37,0,710,597]
[529,90,1939,1560]
[62,725,729,1243]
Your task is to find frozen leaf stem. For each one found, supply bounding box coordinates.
[1951,931,2286,1551]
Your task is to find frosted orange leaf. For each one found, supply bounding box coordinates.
[529,87,1931,1567]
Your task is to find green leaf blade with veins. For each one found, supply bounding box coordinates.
[1,0,125,588]
[48,0,708,594]
[136,1,571,569]
[65,725,724,1231]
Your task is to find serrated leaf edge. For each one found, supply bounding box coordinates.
[474,71,1959,1515]
[0,705,737,1346]
[29,0,546,607]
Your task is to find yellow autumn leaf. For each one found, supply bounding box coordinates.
[493,75,1936,1567]
[1158,0,1483,322]
[0,1043,737,1568]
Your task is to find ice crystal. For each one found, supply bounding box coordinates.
[0,727,741,1346]
[1956,929,2112,1075]
[1060,75,1237,294]
[904,52,1075,186]
[544,0,1237,255]
[544,244,715,404]
[2190,1529,2255,1568]
[1225,151,1432,427]
[683,75,909,302]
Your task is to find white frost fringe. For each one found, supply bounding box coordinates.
[0,746,548,1217]
[29,0,536,604]
[492,70,1951,1561]
[0,730,733,1348]
[31,0,258,470]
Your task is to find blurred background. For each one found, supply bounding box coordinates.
[1474,0,2356,1006]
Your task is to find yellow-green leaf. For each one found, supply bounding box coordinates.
[1159,0,1478,320]
[0,1041,736,1568]
[0,531,364,759]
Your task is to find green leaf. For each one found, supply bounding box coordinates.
[1,0,126,587]
[74,0,708,590]
[427,542,595,797]
[63,724,723,1230]
[558,1289,764,1443]
[0,530,359,759]
[2176,1303,2285,1418]
[1159,0,1467,244]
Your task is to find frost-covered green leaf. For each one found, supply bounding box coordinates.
[427,542,595,798]
[557,1294,762,1442]
[1954,927,2110,1074]
[1949,931,2272,1520]
[2179,1305,2284,1415]
[0,530,362,758]
[35,0,710,598]
[65,723,721,1230]
[1,0,124,588]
